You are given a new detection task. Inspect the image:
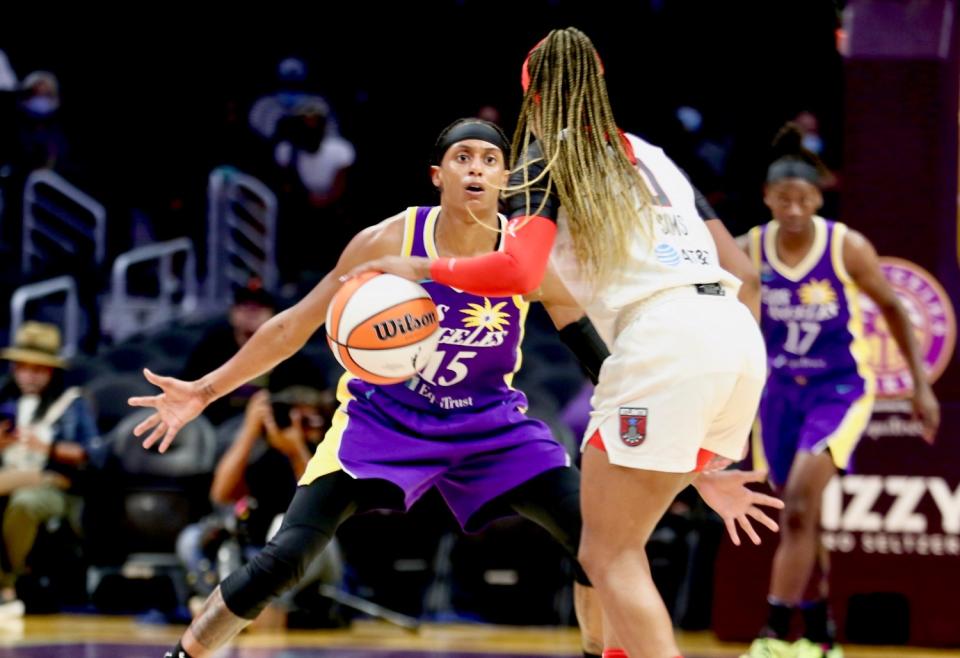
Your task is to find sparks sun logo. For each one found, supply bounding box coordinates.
[461,298,511,331]
[859,257,956,398]
[798,278,838,305]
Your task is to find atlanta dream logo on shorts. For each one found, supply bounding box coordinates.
[619,407,648,447]
[859,257,956,398]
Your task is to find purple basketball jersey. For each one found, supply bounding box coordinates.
[755,217,871,380]
[352,206,530,413]
[751,218,877,484]
[304,207,570,531]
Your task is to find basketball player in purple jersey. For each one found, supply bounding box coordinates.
[741,124,940,658]
[130,119,777,658]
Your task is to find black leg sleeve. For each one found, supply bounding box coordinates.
[220,471,402,618]
[498,466,591,586]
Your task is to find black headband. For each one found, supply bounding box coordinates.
[767,158,820,186]
[434,122,510,164]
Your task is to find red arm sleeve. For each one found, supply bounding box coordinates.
[428,215,557,297]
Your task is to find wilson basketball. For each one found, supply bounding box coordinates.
[326,272,441,384]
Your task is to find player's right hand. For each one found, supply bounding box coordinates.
[694,469,784,546]
[128,368,207,454]
[912,380,940,444]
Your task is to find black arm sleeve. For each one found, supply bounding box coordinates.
[676,165,720,221]
[505,139,560,221]
[558,317,609,385]
[692,184,719,221]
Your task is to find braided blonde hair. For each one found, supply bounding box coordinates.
[508,27,655,284]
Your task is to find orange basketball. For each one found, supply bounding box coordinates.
[326,272,441,384]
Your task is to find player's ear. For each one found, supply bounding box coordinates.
[430,165,442,190]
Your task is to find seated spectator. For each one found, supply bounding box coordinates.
[9,71,74,178]
[0,322,97,612]
[271,96,355,209]
[249,56,355,210]
[248,57,356,283]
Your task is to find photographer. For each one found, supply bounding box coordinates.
[210,387,333,540]
[177,386,341,619]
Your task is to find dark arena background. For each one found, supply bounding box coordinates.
[0,1,958,656]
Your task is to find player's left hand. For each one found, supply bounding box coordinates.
[912,381,940,444]
[693,469,784,546]
[342,256,432,283]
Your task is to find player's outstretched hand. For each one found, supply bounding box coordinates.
[128,369,207,454]
[694,469,784,546]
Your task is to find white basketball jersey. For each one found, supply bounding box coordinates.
[549,133,740,344]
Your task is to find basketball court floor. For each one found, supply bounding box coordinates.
[1,616,958,658]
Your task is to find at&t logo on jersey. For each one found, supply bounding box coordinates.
[860,257,956,398]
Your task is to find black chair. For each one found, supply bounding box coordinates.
[86,409,217,614]
[446,515,575,625]
[336,490,452,619]
[99,342,165,373]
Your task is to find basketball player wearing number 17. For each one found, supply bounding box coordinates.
[739,123,941,658]
[129,118,776,658]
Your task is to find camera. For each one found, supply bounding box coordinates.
[271,400,294,430]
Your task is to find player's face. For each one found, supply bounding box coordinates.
[764,178,822,234]
[432,140,508,211]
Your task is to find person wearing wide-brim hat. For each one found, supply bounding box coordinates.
[0,322,98,611]
[0,321,67,370]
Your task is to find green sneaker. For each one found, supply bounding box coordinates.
[825,644,844,658]
[792,638,844,658]
[741,637,794,658]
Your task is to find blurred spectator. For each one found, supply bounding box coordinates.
[0,69,102,353]
[0,322,97,611]
[271,96,355,209]
[476,104,502,125]
[0,50,18,284]
[10,71,69,174]
[671,105,734,211]
[791,110,839,188]
[0,68,68,280]
[249,58,356,206]
[181,279,321,426]
[177,386,344,624]
[0,50,15,91]
[792,110,824,157]
[676,105,733,182]
[249,57,356,284]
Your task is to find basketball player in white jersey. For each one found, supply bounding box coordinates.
[348,28,770,658]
